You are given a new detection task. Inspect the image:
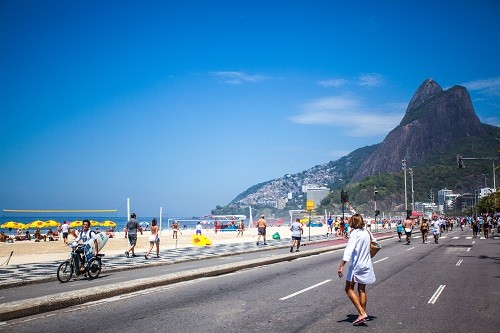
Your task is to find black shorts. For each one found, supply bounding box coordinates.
[128,234,137,246]
[292,236,301,241]
[258,227,266,235]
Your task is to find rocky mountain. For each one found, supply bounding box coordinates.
[351,79,487,182]
[213,78,498,218]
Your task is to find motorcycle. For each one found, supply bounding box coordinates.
[57,241,104,282]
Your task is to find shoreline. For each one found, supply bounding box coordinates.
[0,226,333,266]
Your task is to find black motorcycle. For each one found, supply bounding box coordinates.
[57,241,103,282]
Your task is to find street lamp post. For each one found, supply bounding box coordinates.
[409,168,414,212]
[340,190,348,234]
[402,158,408,214]
[374,186,378,233]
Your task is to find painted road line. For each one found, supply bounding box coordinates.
[406,247,415,251]
[466,237,472,239]
[453,237,459,239]
[456,259,463,266]
[373,257,388,264]
[472,241,475,244]
[428,285,446,304]
[279,279,331,301]
[466,248,471,252]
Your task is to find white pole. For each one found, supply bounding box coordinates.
[248,206,253,228]
[493,161,496,191]
[126,198,130,223]
[159,206,162,236]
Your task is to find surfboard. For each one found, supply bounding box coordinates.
[84,233,109,260]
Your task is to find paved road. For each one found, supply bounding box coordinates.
[1,228,498,332]
[0,232,377,320]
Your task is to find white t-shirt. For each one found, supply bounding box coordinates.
[61,224,69,233]
[290,222,302,238]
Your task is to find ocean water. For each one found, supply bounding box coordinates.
[0,214,254,233]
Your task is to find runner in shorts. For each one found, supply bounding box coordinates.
[256,215,267,245]
[290,218,303,252]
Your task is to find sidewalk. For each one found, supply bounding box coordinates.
[0,231,395,288]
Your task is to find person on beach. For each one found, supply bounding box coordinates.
[125,213,142,258]
[196,221,203,235]
[337,214,375,326]
[256,214,267,245]
[172,220,179,239]
[145,218,160,259]
[290,218,303,252]
[237,219,245,236]
[61,221,70,244]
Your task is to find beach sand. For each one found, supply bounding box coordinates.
[0,226,330,266]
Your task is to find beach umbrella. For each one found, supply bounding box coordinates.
[89,220,100,227]
[1,221,25,238]
[45,220,60,227]
[100,220,116,227]
[28,220,49,229]
[70,220,83,228]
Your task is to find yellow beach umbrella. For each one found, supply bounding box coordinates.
[45,220,60,227]
[89,220,100,227]
[1,221,25,237]
[100,220,116,227]
[28,220,49,229]
[70,220,83,228]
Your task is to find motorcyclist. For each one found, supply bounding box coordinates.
[74,219,97,273]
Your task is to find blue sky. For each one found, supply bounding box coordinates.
[1,0,499,218]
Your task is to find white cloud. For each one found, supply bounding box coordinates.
[357,73,385,87]
[289,96,404,137]
[209,71,266,85]
[461,77,500,97]
[318,79,348,87]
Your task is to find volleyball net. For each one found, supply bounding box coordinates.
[1,209,119,224]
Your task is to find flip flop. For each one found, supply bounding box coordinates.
[353,317,367,325]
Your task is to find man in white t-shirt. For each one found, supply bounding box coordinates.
[61,221,70,244]
[290,218,303,253]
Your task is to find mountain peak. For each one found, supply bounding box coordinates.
[407,78,443,111]
[350,79,486,182]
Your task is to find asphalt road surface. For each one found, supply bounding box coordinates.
[1,228,499,333]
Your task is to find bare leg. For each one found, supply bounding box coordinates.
[345,281,368,320]
[358,283,367,312]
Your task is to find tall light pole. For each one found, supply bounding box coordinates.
[409,168,414,213]
[402,158,408,215]
[373,186,378,232]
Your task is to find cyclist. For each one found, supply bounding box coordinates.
[74,219,97,272]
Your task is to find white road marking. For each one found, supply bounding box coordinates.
[373,257,389,264]
[466,237,472,239]
[279,279,331,301]
[472,241,475,244]
[466,248,471,252]
[452,237,459,239]
[428,285,446,304]
[406,247,415,251]
[456,259,463,266]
